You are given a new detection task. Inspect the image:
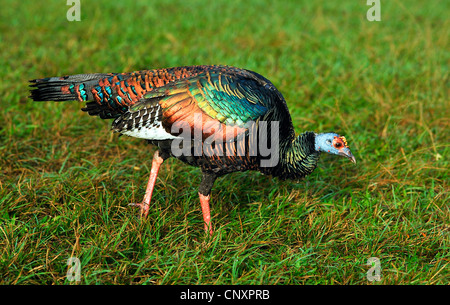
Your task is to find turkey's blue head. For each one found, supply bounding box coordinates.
[314,133,356,163]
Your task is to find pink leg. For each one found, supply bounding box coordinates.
[199,192,213,235]
[131,150,164,217]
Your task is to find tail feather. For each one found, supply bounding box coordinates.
[29,73,112,102]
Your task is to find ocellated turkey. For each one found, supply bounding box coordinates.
[29,65,356,235]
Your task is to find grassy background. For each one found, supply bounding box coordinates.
[0,0,448,284]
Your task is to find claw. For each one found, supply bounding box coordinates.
[129,202,150,217]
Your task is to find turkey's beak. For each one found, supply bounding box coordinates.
[339,147,356,164]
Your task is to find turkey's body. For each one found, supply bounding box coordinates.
[30,65,353,235]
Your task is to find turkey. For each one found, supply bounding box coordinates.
[29,65,356,235]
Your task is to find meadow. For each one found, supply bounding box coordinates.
[0,0,448,285]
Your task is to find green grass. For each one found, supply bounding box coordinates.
[0,0,448,285]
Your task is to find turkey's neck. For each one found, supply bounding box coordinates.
[264,131,320,180]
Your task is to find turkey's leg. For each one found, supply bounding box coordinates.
[199,193,212,235]
[131,150,164,217]
[198,172,217,235]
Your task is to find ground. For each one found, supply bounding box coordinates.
[0,0,448,284]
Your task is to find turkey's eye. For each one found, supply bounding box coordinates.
[335,142,342,148]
